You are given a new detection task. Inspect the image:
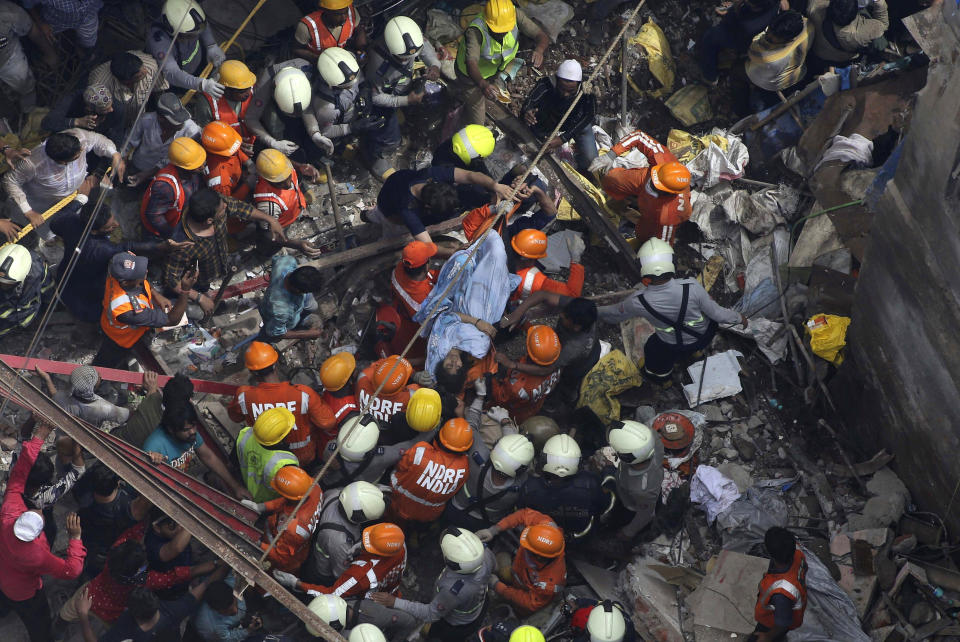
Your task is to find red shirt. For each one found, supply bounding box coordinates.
[0,437,85,601]
[391,263,437,318]
[491,360,562,424]
[322,390,358,427]
[302,545,407,598]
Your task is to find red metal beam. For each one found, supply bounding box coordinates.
[220,274,271,299]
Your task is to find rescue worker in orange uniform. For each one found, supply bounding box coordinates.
[294,0,368,63]
[140,137,208,238]
[589,130,692,246]
[354,355,419,425]
[491,325,562,424]
[509,229,584,303]
[242,465,324,574]
[94,252,197,368]
[320,352,360,428]
[196,60,258,153]
[388,418,472,523]
[201,121,252,201]
[228,341,338,467]
[374,240,439,362]
[751,527,807,642]
[251,149,322,255]
[475,508,566,615]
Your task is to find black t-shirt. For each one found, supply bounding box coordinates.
[376,166,456,236]
[145,528,193,573]
[79,488,136,555]
[99,593,198,642]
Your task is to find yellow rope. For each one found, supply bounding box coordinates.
[1,192,78,248]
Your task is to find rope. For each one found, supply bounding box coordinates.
[0,192,79,248]
[258,0,648,563]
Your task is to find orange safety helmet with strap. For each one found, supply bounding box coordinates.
[140,165,187,237]
[754,549,808,630]
[252,168,306,228]
[100,275,155,348]
[300,7,359,56]
[201,93,256,146]
[390,441,469,522]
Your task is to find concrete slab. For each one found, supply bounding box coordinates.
[836,563,878,618]
[622,558,684,642]
[686,550,768,634]
[830,528,891,557]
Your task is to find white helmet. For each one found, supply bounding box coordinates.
[339,481,385,523]
[541,434,581,477]
[384,16,424,57]
[440,527,485,573]
[317,47,359,88]
[637,238,675,277]
[0,245,32,286]
[338,414,380,462]
[349,624,387,642]
[490,434,534,477]
[556,59,583,82]
[587,601,627,642]
[161,0,205,34]
[305,594,348,637]
[273,67,312,115]
[608,421,655,464]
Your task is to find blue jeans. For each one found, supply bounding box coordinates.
[362,107,402,161]
[533,124,598,173]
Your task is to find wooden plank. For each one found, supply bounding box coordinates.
[486,103,644,280]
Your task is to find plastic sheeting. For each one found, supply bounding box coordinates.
[521,0,575,42]
[716,487,790,552]
[813,133,874,174]
[682,350,745,406]
[576,349,642,423]
[684,129,750,189]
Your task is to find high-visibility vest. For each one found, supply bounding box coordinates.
[322,390,358,426]
[391,263,436,318]
[140,165,187,237]
[455,17,519,79]
[754,549,808,630]
[263,485,324,573]
[206,152,247,198]
[253,169,306,227]
[201,93,255,145]
[99,274,154,348]
[237,426,300,503]
[511,266,546,302]
[390,442,468,522]
[300,8,358,55]
[490,362,561,424]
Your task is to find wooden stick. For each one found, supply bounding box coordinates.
[749,80,821,131]
[323,162,347,251]
[778,90,804,128]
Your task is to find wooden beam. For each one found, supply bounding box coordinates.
[486,103,644,280]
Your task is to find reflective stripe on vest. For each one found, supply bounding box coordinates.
[390,472,446,507]
[253,192,288,210]
[759,579,803,609]
[520,267,540,298]
[456,18,519,78]
[391,270,422,313]
[302,9,356,53]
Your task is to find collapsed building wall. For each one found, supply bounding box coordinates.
[834,11,960,533]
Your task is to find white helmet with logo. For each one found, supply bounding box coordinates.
[337,414,380,462]
[339,481,385,523]
[440,527,485,573]
[541,434,581,477]
[587,601,627,642]
[608,421,655,464]
[305,594,348,637]
[637,238,675,277]
[384,16,424,57]
[273,67,311,115]
[161,0,205,34]
[490,434,534,477]
[0,245,32,286]
[317,47,359,88]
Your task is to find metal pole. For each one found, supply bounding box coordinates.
[620,31,630,130]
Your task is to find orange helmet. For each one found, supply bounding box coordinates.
[201,121,242,157]
[520,523,565,558]
[245,341,278,371]
[511,229,548,260]
[438,418,473,452]
[650,162,691,194]
[372,356,413,395]
[321,352,356,391]
[652,412,695,451]
[271,465,314,500]
[362,522,405,556]
[526,325,560,366]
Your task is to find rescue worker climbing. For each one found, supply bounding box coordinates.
[140,137,207,238]
[236,407,301,503]
[751,527,807,641]
[201,120,252,201]
[606,421,663,541]
[320,351,360,428]
[597,238,747,386]
[588,130,692,246]
[355,355,419,424]
[196,60,258,153]
[509,229,584,303]
[229,341,338,467]
[491,325,563,423]
[389,418,473,523]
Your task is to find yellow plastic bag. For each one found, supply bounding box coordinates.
[667,129,730,163]
[577,349,642,423]
[806,314,851,365]
[664,85,713,127]
[628,19,675,99]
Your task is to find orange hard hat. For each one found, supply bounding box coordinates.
[520,523,565,558]
[650,162,691,194]
[362,522,405,556]
[511,229,548,260]
[652,412,695,450]
[373,355,413,395]
[271,465,314,500]
[245,341,278,371]
[526,325,560,366]
[438,418,474,452]
[320,352,356,391]
[201,120,242,157]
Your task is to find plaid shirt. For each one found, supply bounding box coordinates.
[163,196,253,293]
[22,0,103,31]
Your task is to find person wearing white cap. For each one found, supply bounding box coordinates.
[0,422,85,642]
[520,59,598,172]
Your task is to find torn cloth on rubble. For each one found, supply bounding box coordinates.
[415,233,520,377]
[576,349,641,423]
[690,465,741,523]
[813,133,874,174]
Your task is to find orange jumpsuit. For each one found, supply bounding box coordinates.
[490,359,562,424]
[206,149,250,201]
[260,485,325,573]
[601,130,691,246]
[301,545,407,598]
[228,381,337,466]
[375,263,437,359]
[389,441,469,522]
[493,509,567,614]
[511,264,585,303]
[354,363,419,424]
[322,390,358,427]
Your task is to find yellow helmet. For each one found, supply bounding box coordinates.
[509,626,545,642]
[219,59,256,89]
[451,125,495,165]
[256,149,293,183]
[320,352,356,391]
[321,0,353,9]
[483,0,517,33]
[405,388,442,432]
[253,407,296,446]
[168,137,206,171]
